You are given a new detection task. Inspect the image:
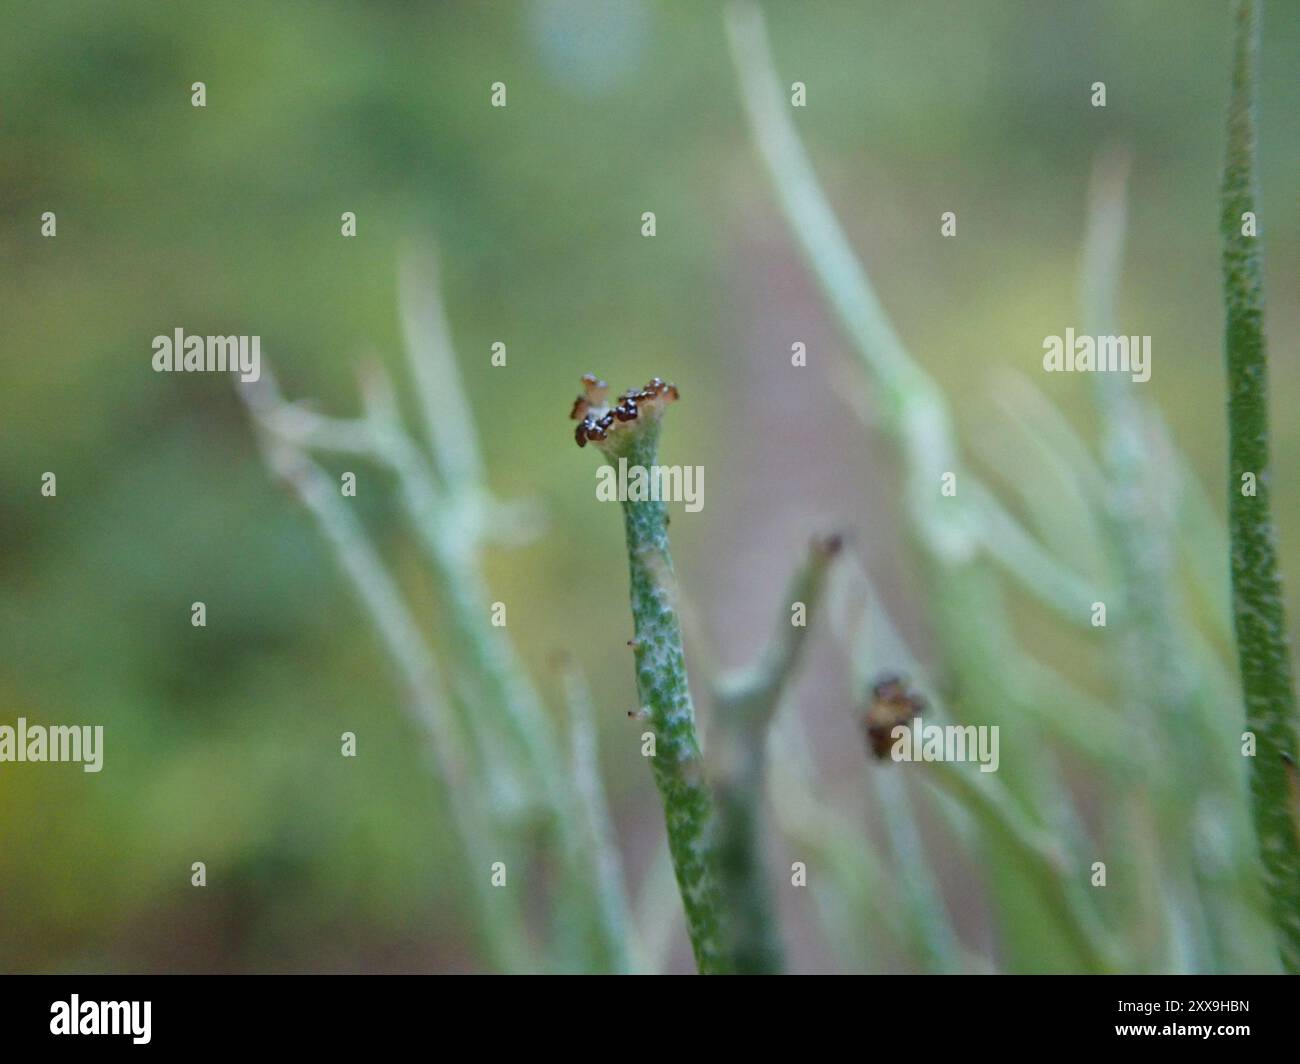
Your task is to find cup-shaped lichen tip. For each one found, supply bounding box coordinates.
[570,373,679,452]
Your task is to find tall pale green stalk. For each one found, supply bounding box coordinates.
[243,258,636,973]
[1080,148,1213,970]
[836,562,964,973]
[726,0,1118,971]
[239,385,534,972]
[557,658,636,973]
[573,376,728,972]
[1220,0,1300,972]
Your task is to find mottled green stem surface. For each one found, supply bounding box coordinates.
[606,417,728,973]
[1221,0,1300,972]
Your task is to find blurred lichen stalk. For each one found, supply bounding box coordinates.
[239,0,1297,973]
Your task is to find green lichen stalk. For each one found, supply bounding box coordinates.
[1220,0,1300,972]
[712,535,840,974]
[572,374,728,973]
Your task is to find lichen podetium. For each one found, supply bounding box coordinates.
[1221,0,1300,972]
[571,374,728,973]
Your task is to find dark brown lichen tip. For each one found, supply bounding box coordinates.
[570,373,679,449]
[812,531,846,559]
[862,671,927,761]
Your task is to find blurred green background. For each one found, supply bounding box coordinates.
[1,0,1297,972]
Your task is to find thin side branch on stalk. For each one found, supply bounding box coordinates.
[711,533,842,973]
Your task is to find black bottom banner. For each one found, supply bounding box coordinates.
[0,974,1288,1052]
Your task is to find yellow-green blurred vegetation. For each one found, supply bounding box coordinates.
[1,0,1297,972]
